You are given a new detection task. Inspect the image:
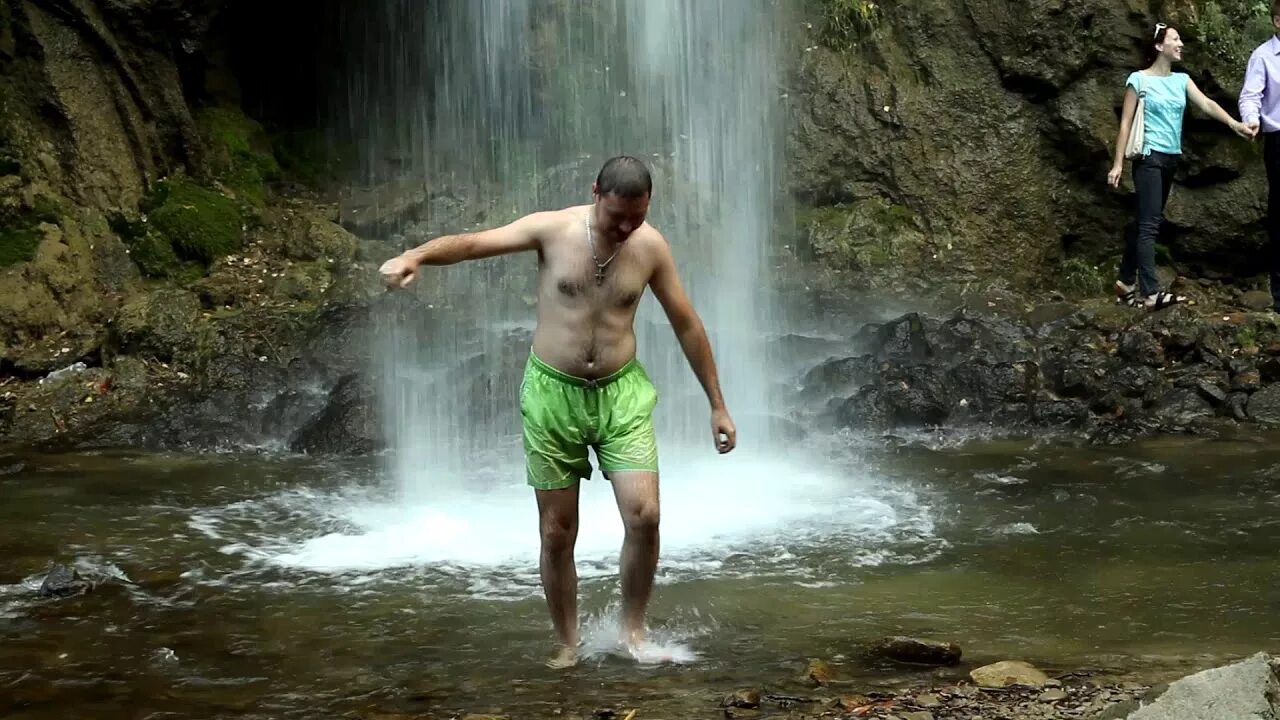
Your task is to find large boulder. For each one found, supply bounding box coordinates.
[1118,652,1280,720]
[290,374,380,455]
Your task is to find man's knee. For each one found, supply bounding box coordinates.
[622,499,660,537]
[540,511,577,553]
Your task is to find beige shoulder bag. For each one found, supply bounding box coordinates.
[1124,75,1146,160]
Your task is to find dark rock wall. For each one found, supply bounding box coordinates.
[787,0,1270,291]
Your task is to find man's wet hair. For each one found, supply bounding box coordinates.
[595,155,652,199]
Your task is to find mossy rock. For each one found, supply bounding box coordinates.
[195,106,280,207]
[112,288,212,364]
[143,176,244,268]
[798,198,924,272]
[264,211,358,262]
[0,195,62,268]
[271,262,333,303]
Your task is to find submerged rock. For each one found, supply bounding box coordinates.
[867,636,962,667]
[721,689,761,709]
[38,563,91,598]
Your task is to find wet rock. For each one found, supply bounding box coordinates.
[805,658,836,686]
[868,636,962,667]
[1232,368,1263,393]
[289,374,380,455]
[1192,378,1228,406]
[1229,392,1251,422]
[800,355,876,402]
[874,312,933,364]
[900,712,934,720]
[914,692,942,707]
[1118,329,1163,366]
[1153,388,1215,427]
[1116,651,1280,719]
[1039,688,1069,702]
[1260,356,1280,383]
[970,660,1049,688]
[878,366,952,427]
[1248,385,1280,425]
[722,689,761,709]
[38,563,91,598]
[1107,365,1157,398]
[1033,397,1091,428]
[946,360,1034,414]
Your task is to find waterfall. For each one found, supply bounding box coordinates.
[338,0,788,498]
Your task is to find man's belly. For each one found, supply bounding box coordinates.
[530,322,639,380]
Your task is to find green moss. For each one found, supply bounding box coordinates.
[195,106,280,207]
[1237,325,1259,349]
[0,223,42,267]
[110,213,181,279]
[799,198,920,271]
[144,176,244,267]
[816,0,883,50]
[0,196,60,268]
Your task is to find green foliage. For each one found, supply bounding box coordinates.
[0,196,60,268]
[1058,256,1111,297]
[817,0,882,49]
[1237,324,1259,349]
[1178,1,1271,87]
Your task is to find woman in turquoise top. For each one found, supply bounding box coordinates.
[1108,23,1252,310]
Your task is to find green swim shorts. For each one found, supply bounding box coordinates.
[519,352,659,491]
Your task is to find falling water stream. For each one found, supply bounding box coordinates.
[368,0,786,494]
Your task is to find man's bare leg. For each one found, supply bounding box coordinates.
[536,483,581,668]
[609,471,660,650]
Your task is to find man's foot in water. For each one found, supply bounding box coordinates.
[622,628,673,664]
[546,644,578,669]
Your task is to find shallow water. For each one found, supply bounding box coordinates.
[3,432,1280,718]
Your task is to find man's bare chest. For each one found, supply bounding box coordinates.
[539,246,649,311]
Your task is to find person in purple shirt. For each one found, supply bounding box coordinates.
[1240,1,1280,311]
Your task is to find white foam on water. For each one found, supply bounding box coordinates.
[195,446,940,598]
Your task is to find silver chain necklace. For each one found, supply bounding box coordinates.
[585,211,620,286]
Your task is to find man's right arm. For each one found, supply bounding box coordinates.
[1240,50,1266,129]
[407,211,558,266]
[381,211,559,288]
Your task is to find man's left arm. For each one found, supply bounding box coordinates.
[648,235,736,453]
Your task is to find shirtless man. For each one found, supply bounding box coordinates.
[378,155,737,667]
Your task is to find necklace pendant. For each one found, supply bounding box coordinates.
[595,269,605,286]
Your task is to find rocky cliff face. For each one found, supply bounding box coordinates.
[786,0,1270,295]
[0,0,1276,451]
